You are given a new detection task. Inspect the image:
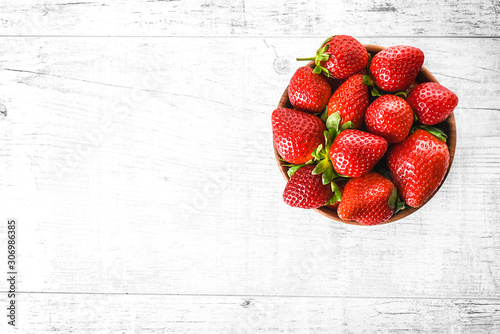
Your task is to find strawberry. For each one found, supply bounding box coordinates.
[288,66,332,113]
[283,165,333,209]
[365,94,414,143]
[370,45,424,92]
[329,129,388,177]
[407,82,458,125]
[387,128,450,208]
[337,172,397,225]
[297,35,369,79]
[327,74,369,129]
[272,108,326,164]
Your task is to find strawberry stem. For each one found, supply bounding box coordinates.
[296,57,315,61]
[395,91,407,99]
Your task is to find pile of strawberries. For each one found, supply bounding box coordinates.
[272,35,458,225]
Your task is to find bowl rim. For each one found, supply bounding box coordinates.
[274,44,457,225]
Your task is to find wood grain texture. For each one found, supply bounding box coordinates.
[0,0,499,37]
[0,2,499,332]
[0,294,499,333]
[0,37,498,299]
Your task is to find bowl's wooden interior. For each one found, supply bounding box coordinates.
[274,44,457,225]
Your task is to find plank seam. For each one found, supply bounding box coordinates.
[5,291,500,300]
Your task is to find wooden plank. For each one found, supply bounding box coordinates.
[0,293,499,333]
[0,0,499,37]
[0,36,499,299]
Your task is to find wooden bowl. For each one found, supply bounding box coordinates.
[274,44,456,225]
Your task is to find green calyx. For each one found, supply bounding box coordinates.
[394,91,407,99]
[388,187,406,213]
[327,181,343,205]
[420,125,448,142]
[326,111,341,131]
[363,75,410,100]
[395,195,406,214]
[311,141,338,185]
[362,74,382,97]
[284,161,313,178]
[371,86,382,97]
[311,111,355,185]
[297,36,334,77]
[388,187,398,209]
[320,106,329,123]
[412,124,448,143]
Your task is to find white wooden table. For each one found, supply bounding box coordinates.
[0,0,499,333]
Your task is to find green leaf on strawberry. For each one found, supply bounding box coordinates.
[298,36,368,79]
[322,165,338,185]
[326,112,341,132]
[328,181,343,205]
[394,195,406,214]
[312,158,331,175]
[371,86,382,97]
[362,74,374,86]
[320,106,329,123]
[286,164,308,178]
[340,121,355,131]
[411,124,448,143]
[419,125,448,142]
[388,187,398,209]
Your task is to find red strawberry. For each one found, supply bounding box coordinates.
[370,45,424,92]
[407,82,458,125]
[288,66,332,113]
[329,129,388,177]
[337,172,397,225]
[298,35,369,79]
[387,128,450,207]
[326,178,347,210]
[272,108,326,164]
[283,165,333,209]
[365,94,414,143]
[327,74,369,129]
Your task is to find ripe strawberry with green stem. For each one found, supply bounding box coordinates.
[297,35,369,79]
[283,165,333,209]
[308,111,356,186]
[337,172,397,225]
[288,66,332,113]
[387,127,450,208]
[327,74,369,129]
[365,94,414,143]
[329,129,388,178]
[272,108,326,164]
[407,82,458,125]
[370,45,424,92]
